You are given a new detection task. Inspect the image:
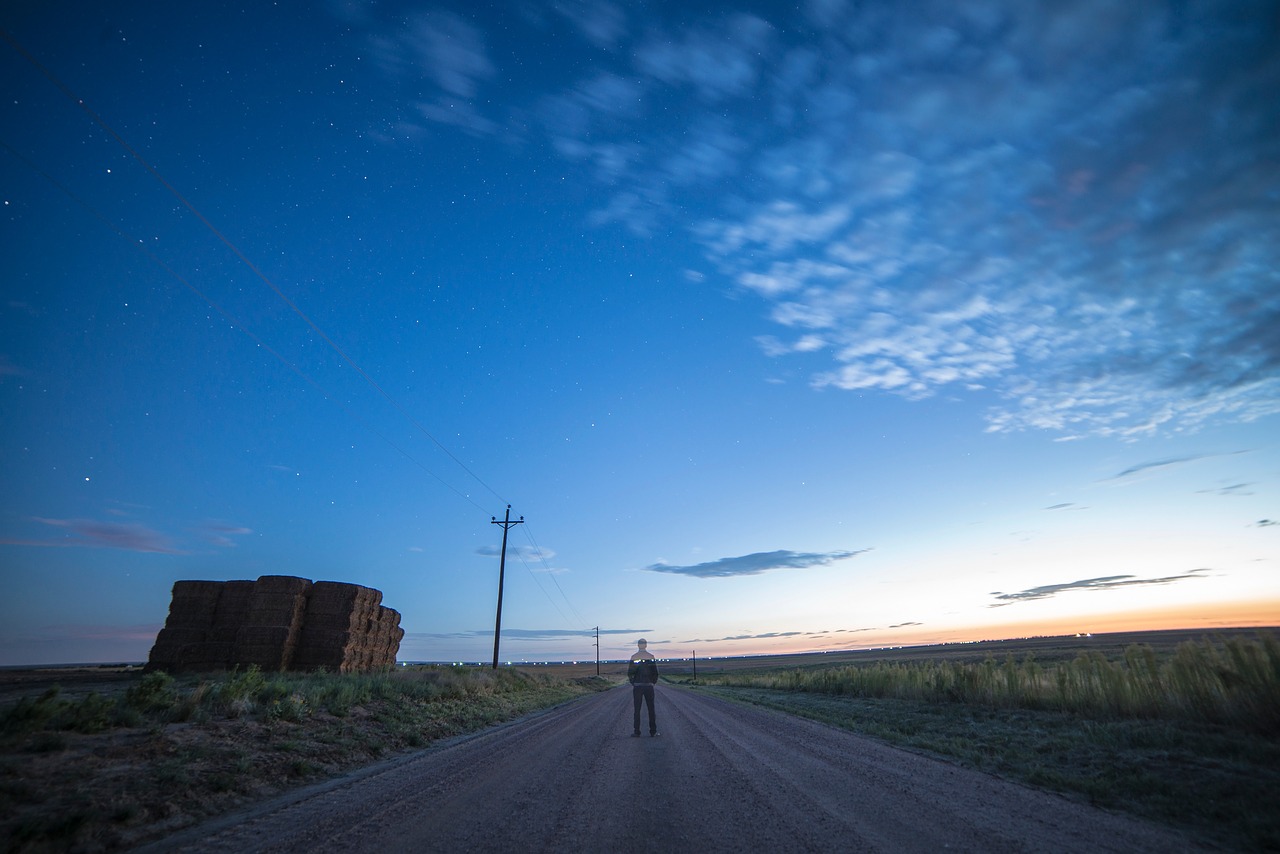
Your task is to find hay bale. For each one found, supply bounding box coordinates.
[146,643,184,670]
[306,581,375,611]
[215,580,254,621]
[180,641,233,670]
[171,580,224,601]
[245,592,306,626]
[164,604,217,628]
[297,627,354,648]
[294,627,357,668]
[253,575,313,595]
[164,582,222,628]
[233,624,301,671]
[154,627,208,646]
[235,625,296,647]
[296,582,395,672]
[293,627,357,670]
[302,611,363,632]
[206,624,241,643]
[234,645,291,670]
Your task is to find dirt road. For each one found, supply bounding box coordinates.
[146,684,1201,853]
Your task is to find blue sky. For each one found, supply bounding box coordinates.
[2,0,1277,666]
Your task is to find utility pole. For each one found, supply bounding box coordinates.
[692,649,697,682]
[490,505,524,670]
[594,626,600,676]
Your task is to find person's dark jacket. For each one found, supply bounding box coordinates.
[628,657,659,685]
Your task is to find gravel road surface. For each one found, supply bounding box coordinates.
[148,684,1202,853]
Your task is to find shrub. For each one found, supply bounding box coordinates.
[125,671,176,712]
[1,688,63,737]
[67,693,115,734]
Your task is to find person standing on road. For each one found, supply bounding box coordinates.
[628,639,659,737]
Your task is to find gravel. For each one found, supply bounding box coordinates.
[144,684,1206,853]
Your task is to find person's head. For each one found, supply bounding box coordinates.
[637,638,647,649]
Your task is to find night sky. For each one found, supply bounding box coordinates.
[2,0,1277,666]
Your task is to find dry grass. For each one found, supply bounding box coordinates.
[0,665,610,852]
[697,633,1280,732]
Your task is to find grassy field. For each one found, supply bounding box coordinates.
[674,629,1280,852]
[0,665,611,852]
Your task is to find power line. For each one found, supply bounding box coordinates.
[0,136,494,516]
[521,524,589,630]
[512,545,575,630]
[1,26,507,511]
[4,28,599,656]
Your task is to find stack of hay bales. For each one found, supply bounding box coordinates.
[298,582,404,673]
[146,575,402,673]
[361,604,404,671]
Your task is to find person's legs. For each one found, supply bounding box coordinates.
[643,685,656,734]
[632,685,643,735]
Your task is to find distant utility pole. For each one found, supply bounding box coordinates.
[594,626,600,676]
[693,649,697,682]
[490,505,524,670]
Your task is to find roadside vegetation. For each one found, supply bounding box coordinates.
[689,632,1280,851]
[0,665,610,852]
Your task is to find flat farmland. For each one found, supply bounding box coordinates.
[525,626,1277,677]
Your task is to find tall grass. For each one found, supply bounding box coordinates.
[701,634,1280,732]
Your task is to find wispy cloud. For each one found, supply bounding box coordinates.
[1196,483,1254,497]
[632,14,774,101]
[643,548,870,578]
[807,627,879,637]
[547,1,628,50]
[26,517,182,554]
[345,3,1279,438]
[198,523,253,548]
[0,354,26,377]
[476,544,553,561]
[990,569,1209,606]
[681,630,804,644]
[1110,454,1218,480]
[534,2,1280,438]
[1103,450,1250,482]
[368,10,497,136]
